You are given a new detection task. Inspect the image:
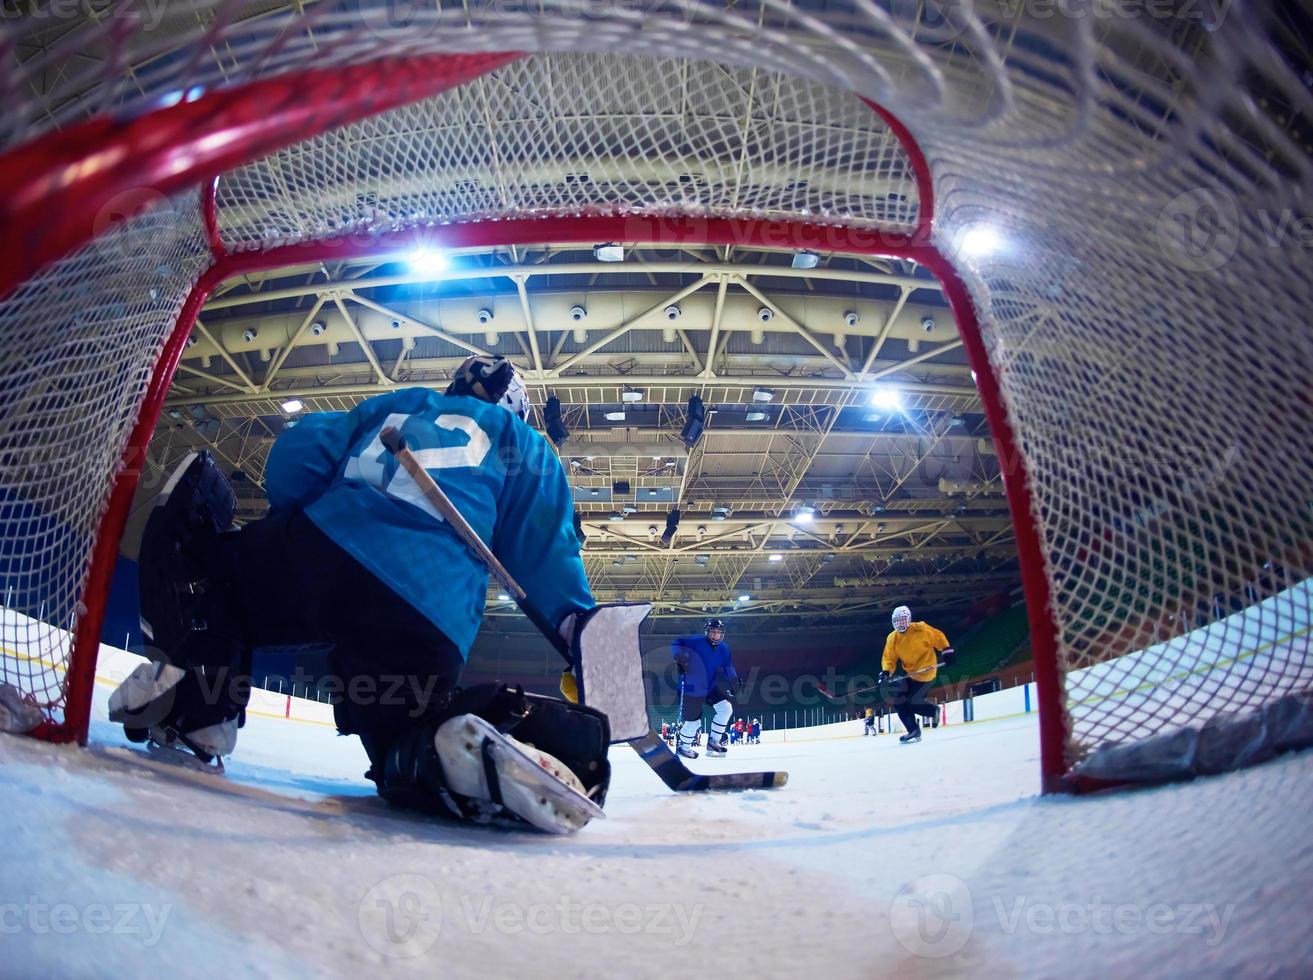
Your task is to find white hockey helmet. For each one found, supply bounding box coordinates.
[892,605,912,633]
[446,354,530,421]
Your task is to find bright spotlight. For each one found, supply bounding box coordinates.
[793,506,816,524]
[407,246,448,275]
[280,398,303,414]
[958,224,1003,258]
[768,554,783,562]
[497,593,511,602]
[869,386,903,410]
[737,594,751,603]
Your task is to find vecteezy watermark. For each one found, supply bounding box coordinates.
[92,187,184,270]
[992,896,1236,947]
[358,874,443,959]
[996,0,1231,30]
[1,0,171,31]
[889,873,1239,957]
[1155,187,1241,272]
[452,895,702,945]
[0,898,172,947]
[1257,209,1313,250]
[889,873,974,958]
[358,875,703,958]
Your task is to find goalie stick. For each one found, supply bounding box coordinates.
[380,426,787,793]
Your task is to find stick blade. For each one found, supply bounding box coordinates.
[626,731,787,793]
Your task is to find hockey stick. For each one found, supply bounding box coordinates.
[380,427,786,792]
[815,662,950,702]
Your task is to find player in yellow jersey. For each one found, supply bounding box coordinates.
[880,605,954,744]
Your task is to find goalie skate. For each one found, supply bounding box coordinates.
[142,725,229,774]
[434,713,606,834]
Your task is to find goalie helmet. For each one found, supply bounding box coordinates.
[892,605,912,633]
[445,355,530,422]
[704,618,726,639]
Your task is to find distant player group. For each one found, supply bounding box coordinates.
[668,606,953,757]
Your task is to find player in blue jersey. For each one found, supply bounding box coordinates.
[110,356,611,832]
[671,618,744,759]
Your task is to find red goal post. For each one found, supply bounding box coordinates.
[1,3,1309,792]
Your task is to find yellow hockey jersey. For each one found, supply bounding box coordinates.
[882,622,950,682]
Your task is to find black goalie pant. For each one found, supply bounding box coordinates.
[892,678,935,736]
[219,509,464,766]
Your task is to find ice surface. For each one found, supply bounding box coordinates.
[3,671,1312,978]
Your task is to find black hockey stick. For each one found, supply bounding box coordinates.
[816,662,950,702]
[381,427,787,792]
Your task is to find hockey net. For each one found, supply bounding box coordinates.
[1,2,1310,789]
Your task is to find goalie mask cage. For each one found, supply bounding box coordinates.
[1,2,1310,792]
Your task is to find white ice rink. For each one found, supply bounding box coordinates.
[3,657,1313,978]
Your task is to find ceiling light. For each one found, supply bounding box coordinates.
[869,386,903,410]
[406,246,448,275]
[752,388,775,403]
[622,389,644,403]
[791,251,820,269]
[746,411,768,422]
[793,506,816,524]
[958,223,1004,258]
[605,411,626,422]
[280,398,304,414]
[737,594,751,602]
[593,243,625,262]
[768,554,783,562]
[497,593,511,602]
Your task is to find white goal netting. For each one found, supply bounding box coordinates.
[1,1,1309,780]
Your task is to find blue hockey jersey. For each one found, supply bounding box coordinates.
[263,386,593,656]
[671,634,739,697]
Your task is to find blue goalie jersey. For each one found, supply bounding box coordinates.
[263,386,593,656]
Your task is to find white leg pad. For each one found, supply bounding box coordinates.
[434,714,605,834]
[108,662,185,720]
[711,699,733,726]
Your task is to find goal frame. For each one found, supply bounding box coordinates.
[1,53,1069,792]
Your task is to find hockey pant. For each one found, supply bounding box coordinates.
[891,678,935,736]
[678,686,733,749]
